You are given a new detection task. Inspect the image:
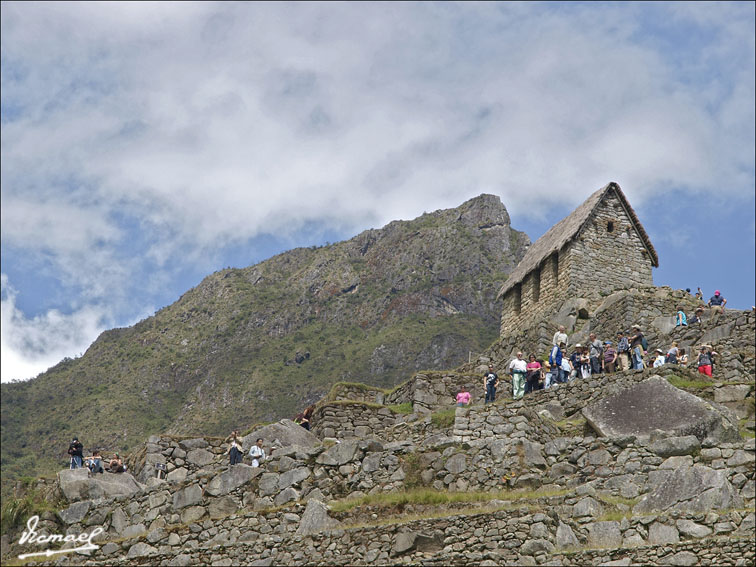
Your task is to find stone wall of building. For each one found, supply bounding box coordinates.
[500,189,655,340]
[327,382,388,405]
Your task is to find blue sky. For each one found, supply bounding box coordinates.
[2,1,754,382]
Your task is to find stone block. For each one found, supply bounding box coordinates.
[582,377,739,443]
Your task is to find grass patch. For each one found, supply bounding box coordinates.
[329,486,571,514]
[387,402,413,414]
[666,376,714,389]
[430,408,457,428]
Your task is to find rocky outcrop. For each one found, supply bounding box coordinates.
[242,419,320,452]
[582,377,740,443]
[57,468,144,502]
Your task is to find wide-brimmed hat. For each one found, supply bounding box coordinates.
[632,324,641,329]
[575,343,582,348]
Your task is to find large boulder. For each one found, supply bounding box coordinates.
[582,376,740,443]
[58,469,144,502]
[296,499,341,536]
[242,419,320,452]
[205,464,263,496]
[634,465,742,514]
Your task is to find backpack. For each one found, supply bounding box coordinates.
[641,336,648,351]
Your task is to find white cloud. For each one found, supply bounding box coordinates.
[1,2,754,379]
[0,275,108,382]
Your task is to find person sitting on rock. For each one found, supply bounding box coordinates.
[688,306,705,325]
[524,354,542,394]
[249,438,266,467]
[109,453,126,473]
[675,306,687,326]
[299,405,315,431]
[85,450,104,474]
[456,387,472,407]
[603,341,617,373]
[226,430,243,466]
[653,349,666,368]
[697,347,713,377]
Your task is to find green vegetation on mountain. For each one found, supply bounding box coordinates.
[1,194,528,492]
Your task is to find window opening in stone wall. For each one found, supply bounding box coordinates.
[607,221,614,233]
[514,283,522,314]
[551,252,559,285]
[533,268,541,303]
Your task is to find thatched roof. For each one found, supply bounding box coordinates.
[498,182,658,298]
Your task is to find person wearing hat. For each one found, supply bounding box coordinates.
[708,290,726,316]
[653,348,666,368]
[629,325,645,370]
[616,331,631,372]
[67,437,84,469]
[603,340,617,373]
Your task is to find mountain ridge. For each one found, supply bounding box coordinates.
[1,193,529,491]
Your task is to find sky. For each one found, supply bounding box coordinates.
[1,1,754,383]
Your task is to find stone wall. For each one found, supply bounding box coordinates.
[327,382,387,405]
[500,189,655,337]
[310,401,398,440]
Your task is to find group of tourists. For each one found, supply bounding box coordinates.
[226,431,266,468]
[67,437,126,473]
[458,310,723,405]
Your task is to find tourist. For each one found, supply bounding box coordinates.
[249,438,266,467]
[603,341,617,373]
[675,307,687,327]
[456,387,471,407]
[679,348,688,367]
[549,342,565,384]
[226,431,243,466]
[85,450,104,474]
[109,453,125,473]
[552,325,568,348]
[629,325,645,370]
[695,287,703,301]
[560,345,572,382]
[653,349,666,368]
[708,290,727,316]
[569,344,582,380]
[295,405,315,431]
[68,437,83,470]
[484,364,500,404]
[508,353,527,400]
[580,346,592,379]
[589,333,603,375]
[697,347,713,377]
[525,354,542,394]
[689,306,705,325]
[666,341,679,364]
[616,331,631,372]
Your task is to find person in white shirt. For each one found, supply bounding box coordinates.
[249,438,266,467]
[552,326,568,349]
[509,352,527,400]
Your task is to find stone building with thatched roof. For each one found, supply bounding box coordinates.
[497,182,658,336]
